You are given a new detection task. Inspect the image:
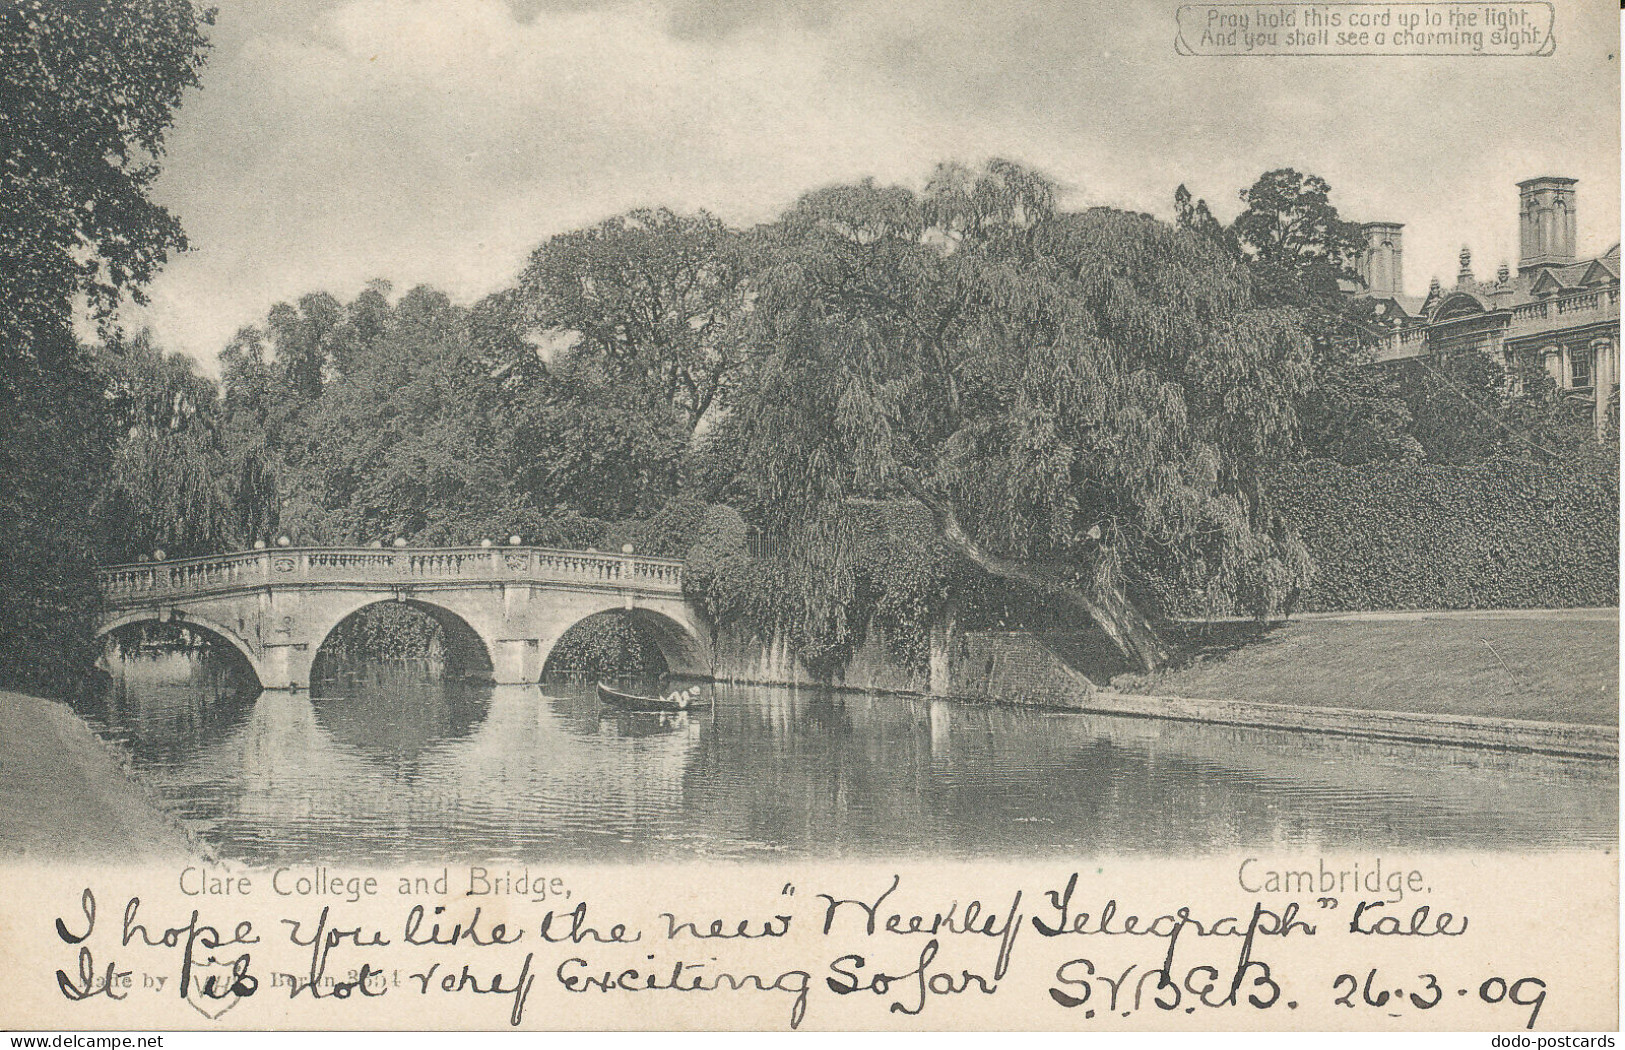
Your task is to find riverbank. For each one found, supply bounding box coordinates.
[1096,610,1618,758]
[1044,690,1616,759]
[1117,609,1618,724]
[718,608,1619,758]
[0,690,201,860]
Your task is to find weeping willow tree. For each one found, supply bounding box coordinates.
[94,332,279,563]
[733,160,1314,672]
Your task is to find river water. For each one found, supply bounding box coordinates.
[78,655,1616,864]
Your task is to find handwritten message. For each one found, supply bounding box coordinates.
[11,855,1611,1031]
[1176,3,1556,55]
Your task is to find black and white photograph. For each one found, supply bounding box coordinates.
[0,0,1617,1035]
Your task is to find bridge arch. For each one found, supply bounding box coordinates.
[308,595,498,682]
[539,601,711,678]
[97,609,266,688]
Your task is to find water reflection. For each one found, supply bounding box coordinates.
[312,668,490,765]
[80,662,1617,864]
[88,640,260,765]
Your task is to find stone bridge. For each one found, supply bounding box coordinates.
[95,546,711,690]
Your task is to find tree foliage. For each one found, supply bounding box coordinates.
[1,0,211,352]
[1229,168,1367,303]
[0,0,212,693]
[93,330,277,562]
[0,332,111,695]
[516,208,753,431]
[730,161,1315,670]
[1395,352,1604,466]
[1173,184,1235,256]
[206,280,689,548]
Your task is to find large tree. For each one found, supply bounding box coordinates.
[254,285,511,543]
[0,0,211,692]
[215,279,686,546]
[733,161,1313,671]
[94,331,278,562]
[1,0,211,359]
[1181,169,1422,464]
[516,208,753,432]
[501,357,689,524]
[1228,168,1367,302]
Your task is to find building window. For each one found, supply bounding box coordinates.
[1500,350,1522,395]
[1570,348,1593,389]
[746,525,774,560]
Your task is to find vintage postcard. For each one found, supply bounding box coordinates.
[0,0,1617,1038]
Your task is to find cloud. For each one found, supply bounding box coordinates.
[129,0,1619,371]
[497,0,845,37]
[502,0,616,22]
[662,0,841,40]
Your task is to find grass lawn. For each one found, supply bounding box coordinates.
[1112,612,1619,726]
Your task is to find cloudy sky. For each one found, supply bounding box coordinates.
[128,0,1620,369]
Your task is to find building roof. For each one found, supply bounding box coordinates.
[1343,293,1428,333]
[1409,246,1621,322]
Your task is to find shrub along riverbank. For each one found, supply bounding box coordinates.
[1270,457,1619,612]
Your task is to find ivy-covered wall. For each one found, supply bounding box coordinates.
[1270,459,1619,612]
[683,500,954,680]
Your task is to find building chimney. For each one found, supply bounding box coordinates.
[1518,176,1577,272]
[1358,221,1404,296]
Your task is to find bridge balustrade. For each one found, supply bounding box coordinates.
[97,546,686,602]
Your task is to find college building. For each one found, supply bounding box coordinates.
[1351,175,1620,439]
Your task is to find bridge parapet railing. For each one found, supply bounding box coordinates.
[306,551,401,573]
[531,549,635,582]
[97,546,686,600]
[100,550,272,600]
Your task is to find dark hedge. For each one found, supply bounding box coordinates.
[1270,459,1619,612]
